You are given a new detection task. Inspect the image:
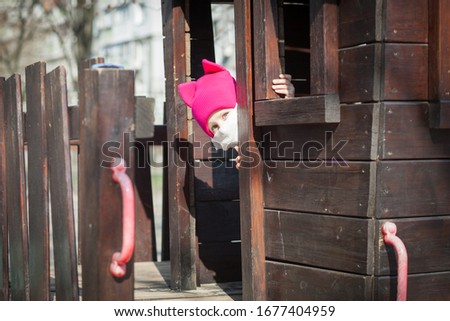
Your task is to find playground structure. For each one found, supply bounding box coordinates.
[1,0,450,300]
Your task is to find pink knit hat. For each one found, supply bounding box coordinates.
[178,59,236,137]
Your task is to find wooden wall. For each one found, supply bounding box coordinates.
[259,0,450,300]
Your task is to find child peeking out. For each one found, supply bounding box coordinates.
[178,59,294,167]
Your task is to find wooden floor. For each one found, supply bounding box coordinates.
[134,261,242,301]
[52,261,242,300]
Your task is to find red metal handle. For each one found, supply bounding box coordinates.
[382,222,408,301]
[109,159,135,278]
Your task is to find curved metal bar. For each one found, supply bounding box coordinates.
[109,159,135,278]
[382,222,408,301]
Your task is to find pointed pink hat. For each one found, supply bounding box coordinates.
[178,59,236,137]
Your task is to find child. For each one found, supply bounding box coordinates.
[178,59,294,166]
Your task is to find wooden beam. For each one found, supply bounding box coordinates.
[254,94,340,126]
[235,0,267,300]
[162,0,197,290]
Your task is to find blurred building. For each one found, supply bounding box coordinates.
[92,0,165,124]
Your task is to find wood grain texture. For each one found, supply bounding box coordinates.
[428,0,450,128]
[25,61,51,300]
[376,217,450,275]
[376,160,450,218]
[266,261,372,300]
[80,68,135,300]
[0,77,8,300]
[265,210,373,274]
[263,161,374,217]
[235,0,267,300]
[254,94,340,126]
[162,0,197,291]
[45,66,79,300]
[4,74,30,300]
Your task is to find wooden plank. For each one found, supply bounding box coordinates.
[263,161,374,217]
[25,62,51,301]
[68,106,80,144]
[339,43,382,103]
[80,68,135,300]
[339,0,380,48]
[266,261,372,300]
[265,210,373,274]
[375,271,450,300]
[3,74,29,300]
[259,103,378,161]
[428,0,450,128]
[254,94,340,126]
[383,44,428,101]
[310,0,339,95]
[197,242,242,284]
[45,66,79,300]
[235,0,267,300]
[376,160,450,218]
[194,161,239,202]
[253,0,282,100]
[0,77,8,300]
[162,0,196,291]
[376,217,450,275]
[196,201,240,243]
[381,102,450,159]
[384,0,428,43]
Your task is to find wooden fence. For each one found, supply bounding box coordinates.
[0,59,165,300]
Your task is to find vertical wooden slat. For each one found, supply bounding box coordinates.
[310,0,339,95]
[77,57,104,265]
[253,0,282,100]
[162,0,197,290]
[235,0,266,300]
[0,77,9,300]
[3,74,29,300]
[80,68,135,300]
[25,62,51,301]
[45,66,79,300]
[428,0,450,128]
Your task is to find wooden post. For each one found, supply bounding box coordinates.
[3,74,29,300]
[80,68,135,300]
[428,0,450,128]
[310,0,339,95]
[162,0,197,290]
[25,62,51,301]
[45,66,79,300]
[235,0,267,300]
[0,77,8,300]
[253,0,282,100]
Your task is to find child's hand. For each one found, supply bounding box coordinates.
[234,146,241,170]
[272,74,295,98]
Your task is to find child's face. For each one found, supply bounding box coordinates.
[207,108,231,135]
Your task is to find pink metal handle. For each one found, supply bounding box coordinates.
[110,159,135,278]
[382,222,408,301]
